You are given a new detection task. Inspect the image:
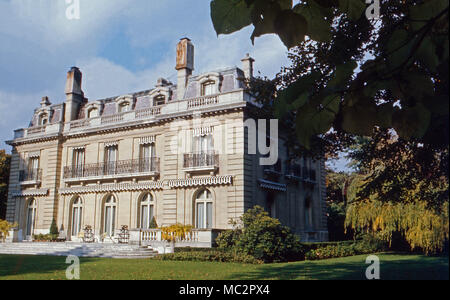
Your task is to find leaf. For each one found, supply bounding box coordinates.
[341,98,377,136]
[409,0,449,31]
[392,103,431,139]
[338,0,366,21]
[211,0,253,35]
[274,10,308,48]
[274,72,321,117]
[328,61,357,89]
[384,29,414,71]
[296,103,335,148]
[416,36,440,73]
[376,103,395,129]
[295,95,340,148]
[294,1,332,42]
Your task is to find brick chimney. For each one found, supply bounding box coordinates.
[175,38,194,100]
[64,67,84,122]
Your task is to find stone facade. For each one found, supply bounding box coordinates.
[5,38,328,245]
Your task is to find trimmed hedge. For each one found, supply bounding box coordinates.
[154,250,263,264]
[304,236,388,260]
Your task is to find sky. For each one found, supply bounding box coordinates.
[0,0,350,171]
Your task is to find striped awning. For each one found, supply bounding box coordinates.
[139,136,156,145]
[13,189,49,197]
[258,179,287,192]
[193,126,214,137]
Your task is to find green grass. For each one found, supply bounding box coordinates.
[0,253,448,280]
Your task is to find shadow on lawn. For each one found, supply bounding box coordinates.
[0,255,100,279]
[226,254,449,280]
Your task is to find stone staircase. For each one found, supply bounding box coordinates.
[0,242,158,259]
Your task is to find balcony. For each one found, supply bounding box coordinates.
[263,160,282,178]
[285,163,302,182]
[302,167,317,184]
[19,168,42,185]
[183,151,219,174]
[63,158,160,182]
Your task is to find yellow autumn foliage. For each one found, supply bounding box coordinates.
[0,220,18,242]
[160,224,193,242]
[345,200,449,254]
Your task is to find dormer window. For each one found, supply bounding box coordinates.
[202,80,216,96]
[153,95,165,106]
[88,108,99,118]
[119,102,130,113]
[39,114,48,126]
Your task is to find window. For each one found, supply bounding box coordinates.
[72,148,85,177]
[88,108,99,118]
[195,189,213,229]
[104,145,118,175]
[153,95,165,106]
[202,81,216,96]
[193,134,214,154]
[139,193,155,229]
[140,143,155,172]
[305,198,313,229]
[119,102,130,113]
[71,197,83,236]
[26,199,37,237]
[38,114,48,126]
[103,195,117,236]
[28,157,39,172]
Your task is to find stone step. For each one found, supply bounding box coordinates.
[0,243,158,259]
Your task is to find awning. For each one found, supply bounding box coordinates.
[258,179,287,192]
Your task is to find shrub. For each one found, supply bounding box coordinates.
[304,236,387,260]
[154,250,263,264]
[216,229,241,249]
[0,220,17,242]
[217,206,304,263]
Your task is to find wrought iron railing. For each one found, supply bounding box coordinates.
[63,158,160,179]
[183,151,219,169]
[19,168,42,182]
[286,163,302,178]
[263,160,282,175]
[302,167,317,182]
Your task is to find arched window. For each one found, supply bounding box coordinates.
[202,80,216,96]
[103,195,117,236]
[88,108,99,118]
[71,197,83,236]
[305,198,313,229]
[139,193,155,229]
[26,199,37,237]
[195,189,213,229]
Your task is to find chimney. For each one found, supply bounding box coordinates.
[241,53,255,80]
[175,38,194,100]
[64,67,84,122]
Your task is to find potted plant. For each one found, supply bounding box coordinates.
[160,224,192,254]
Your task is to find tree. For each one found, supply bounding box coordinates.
[326,169,355,240]
[0,150,11,220]
[210,0,449,152]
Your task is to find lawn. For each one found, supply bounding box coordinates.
[0,253,448,280]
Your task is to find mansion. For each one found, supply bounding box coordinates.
[5,38,328,246]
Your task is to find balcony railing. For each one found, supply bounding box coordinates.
[63,158,160,179]
[285,163,302,181]
[19,168,42,183]
[183,151,219,170]
[263,160,282,176]
[302,167,317,183]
